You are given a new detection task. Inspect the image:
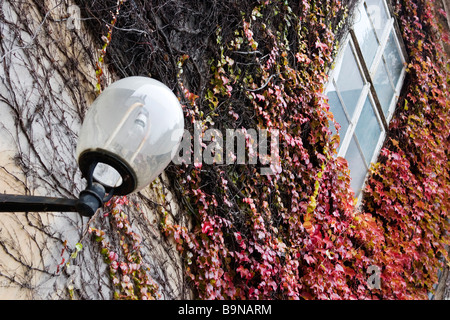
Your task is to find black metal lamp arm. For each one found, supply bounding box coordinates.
[0,194,79,213]
[0,182,112,217]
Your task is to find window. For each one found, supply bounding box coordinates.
[326,0,407,198]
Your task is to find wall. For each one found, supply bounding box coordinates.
[1,0,448,300]
[0,0,188,299]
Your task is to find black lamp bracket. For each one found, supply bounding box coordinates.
[0,163,115,217]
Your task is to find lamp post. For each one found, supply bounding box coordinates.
[0,76,184,217]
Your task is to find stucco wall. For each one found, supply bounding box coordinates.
[0,0,188,299]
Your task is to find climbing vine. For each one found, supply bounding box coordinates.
[88,196,161,300]
[94,0,125,93]
[76,0,450,300]
[162,0,377,299]
[360,0,450,299]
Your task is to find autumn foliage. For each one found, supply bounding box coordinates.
[89,0,449,299]
[159,0,450,299]
[361,0,450,299]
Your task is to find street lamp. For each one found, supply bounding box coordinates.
[0,76,184,217]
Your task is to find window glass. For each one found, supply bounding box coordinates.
[354,96,382,165]
[335,45,365,119]
[365,0,389,40]
[383,31,404,86]
[354,7,379,68]
[373,60,395,115]
[327,82,350,138]
[345,137,368,197]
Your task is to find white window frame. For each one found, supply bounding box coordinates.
[367,0,407,122]
[325,0,407,199]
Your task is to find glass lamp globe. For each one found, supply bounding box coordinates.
[76,76,184,196]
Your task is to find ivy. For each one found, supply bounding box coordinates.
[82,0,449,299]
[94,0,125,93]
[360,0,450,299]
[161,0,366,300]
[89,197,161,300]
[161,0,449,299]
